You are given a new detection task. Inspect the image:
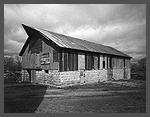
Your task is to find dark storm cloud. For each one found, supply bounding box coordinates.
[4,4,146,60]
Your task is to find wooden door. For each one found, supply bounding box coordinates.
[31,70,36,84]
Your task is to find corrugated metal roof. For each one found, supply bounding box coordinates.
[35,28,131,58]
[20,24,131,58]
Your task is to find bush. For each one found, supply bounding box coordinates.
[4,55,22,83]
[131,57,146,80]
[4,72,22,83]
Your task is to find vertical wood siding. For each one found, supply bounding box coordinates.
[22,36,59,70]
[100,55,103,69]
[78,53,85,70]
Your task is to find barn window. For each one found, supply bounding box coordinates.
[71,52,74,71]
[74,52,78,70]
[68,52,72,71]
[94,55,98,70]
[64,52,68,71]
[98,55,100,69]
[103,55,105,69]
[53,50,58,62]
[60,51,78,72]
[85,54,95,70]
[110,57,112,68]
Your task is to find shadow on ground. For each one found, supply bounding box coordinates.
[4,84,47,113]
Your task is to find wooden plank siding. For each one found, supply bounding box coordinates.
[94,55,98,70]
[125,59,130,69]
[22,36,59,70]
[59,50,78,72]
[78,53,85,70]
[22,34,129,72]
[99,55,103,70]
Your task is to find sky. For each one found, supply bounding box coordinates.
[4,4,146,62]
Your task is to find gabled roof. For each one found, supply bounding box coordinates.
[19,24,131,58]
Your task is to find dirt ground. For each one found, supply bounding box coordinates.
[4,79,146,113]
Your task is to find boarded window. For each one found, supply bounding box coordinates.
[94,55,98,70]
[87,55,91,70]
[59,52,62,72]
[60,51,78,72]
[53,49,58,62]
[74,52,78,70]
[71,52,74,71]
[125,59,130,69]
[98,55,100,69]
[85,54,94,70]
[41,53,50,65]
[64,52,68,71]
[68,52,72,71]
[67,52,76,71]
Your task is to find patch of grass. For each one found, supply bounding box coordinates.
[4,84,48,113]
[62,79,146,91]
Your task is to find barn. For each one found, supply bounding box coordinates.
[19,24,132,87]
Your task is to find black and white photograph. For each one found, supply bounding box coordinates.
[4,4,146,113]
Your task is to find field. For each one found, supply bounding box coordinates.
[4,79,146,113]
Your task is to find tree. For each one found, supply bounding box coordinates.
[138,57,146,79]
[131,57,146,80]
[4,55,22,83]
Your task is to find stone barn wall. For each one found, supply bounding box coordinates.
[59,71,80,87]
[84,70,108,83]
[36,70,60,86]
[22,68,130,87]
[113,69,124,80]
[125,69,131,79]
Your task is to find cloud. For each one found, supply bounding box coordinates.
[4,4,146,61]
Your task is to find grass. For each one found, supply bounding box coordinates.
[4,84,47,113]
[63,79,146,91]
[4,79,146,113]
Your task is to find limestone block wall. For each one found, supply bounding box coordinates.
[35,69,109,87]
[113,69,124,80]
[35,68,130,87]
[84,70,99,83]
[84,69,108,84]
[125,69,131,79]
[99,69,108,81]
[59,71,80,86]
[36,70,60,86]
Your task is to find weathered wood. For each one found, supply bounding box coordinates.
[105,55,107,69]
[62,51,64,71]
[107,56,110,69]
[125,59,130,69]
[100,55,103,69]
[31,70,36,83]
[94,55,98,70]
[64,51,68,71]
[74,52,78,70]
[78,53,85,70]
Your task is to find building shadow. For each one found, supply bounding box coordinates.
[4,84,47,113]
